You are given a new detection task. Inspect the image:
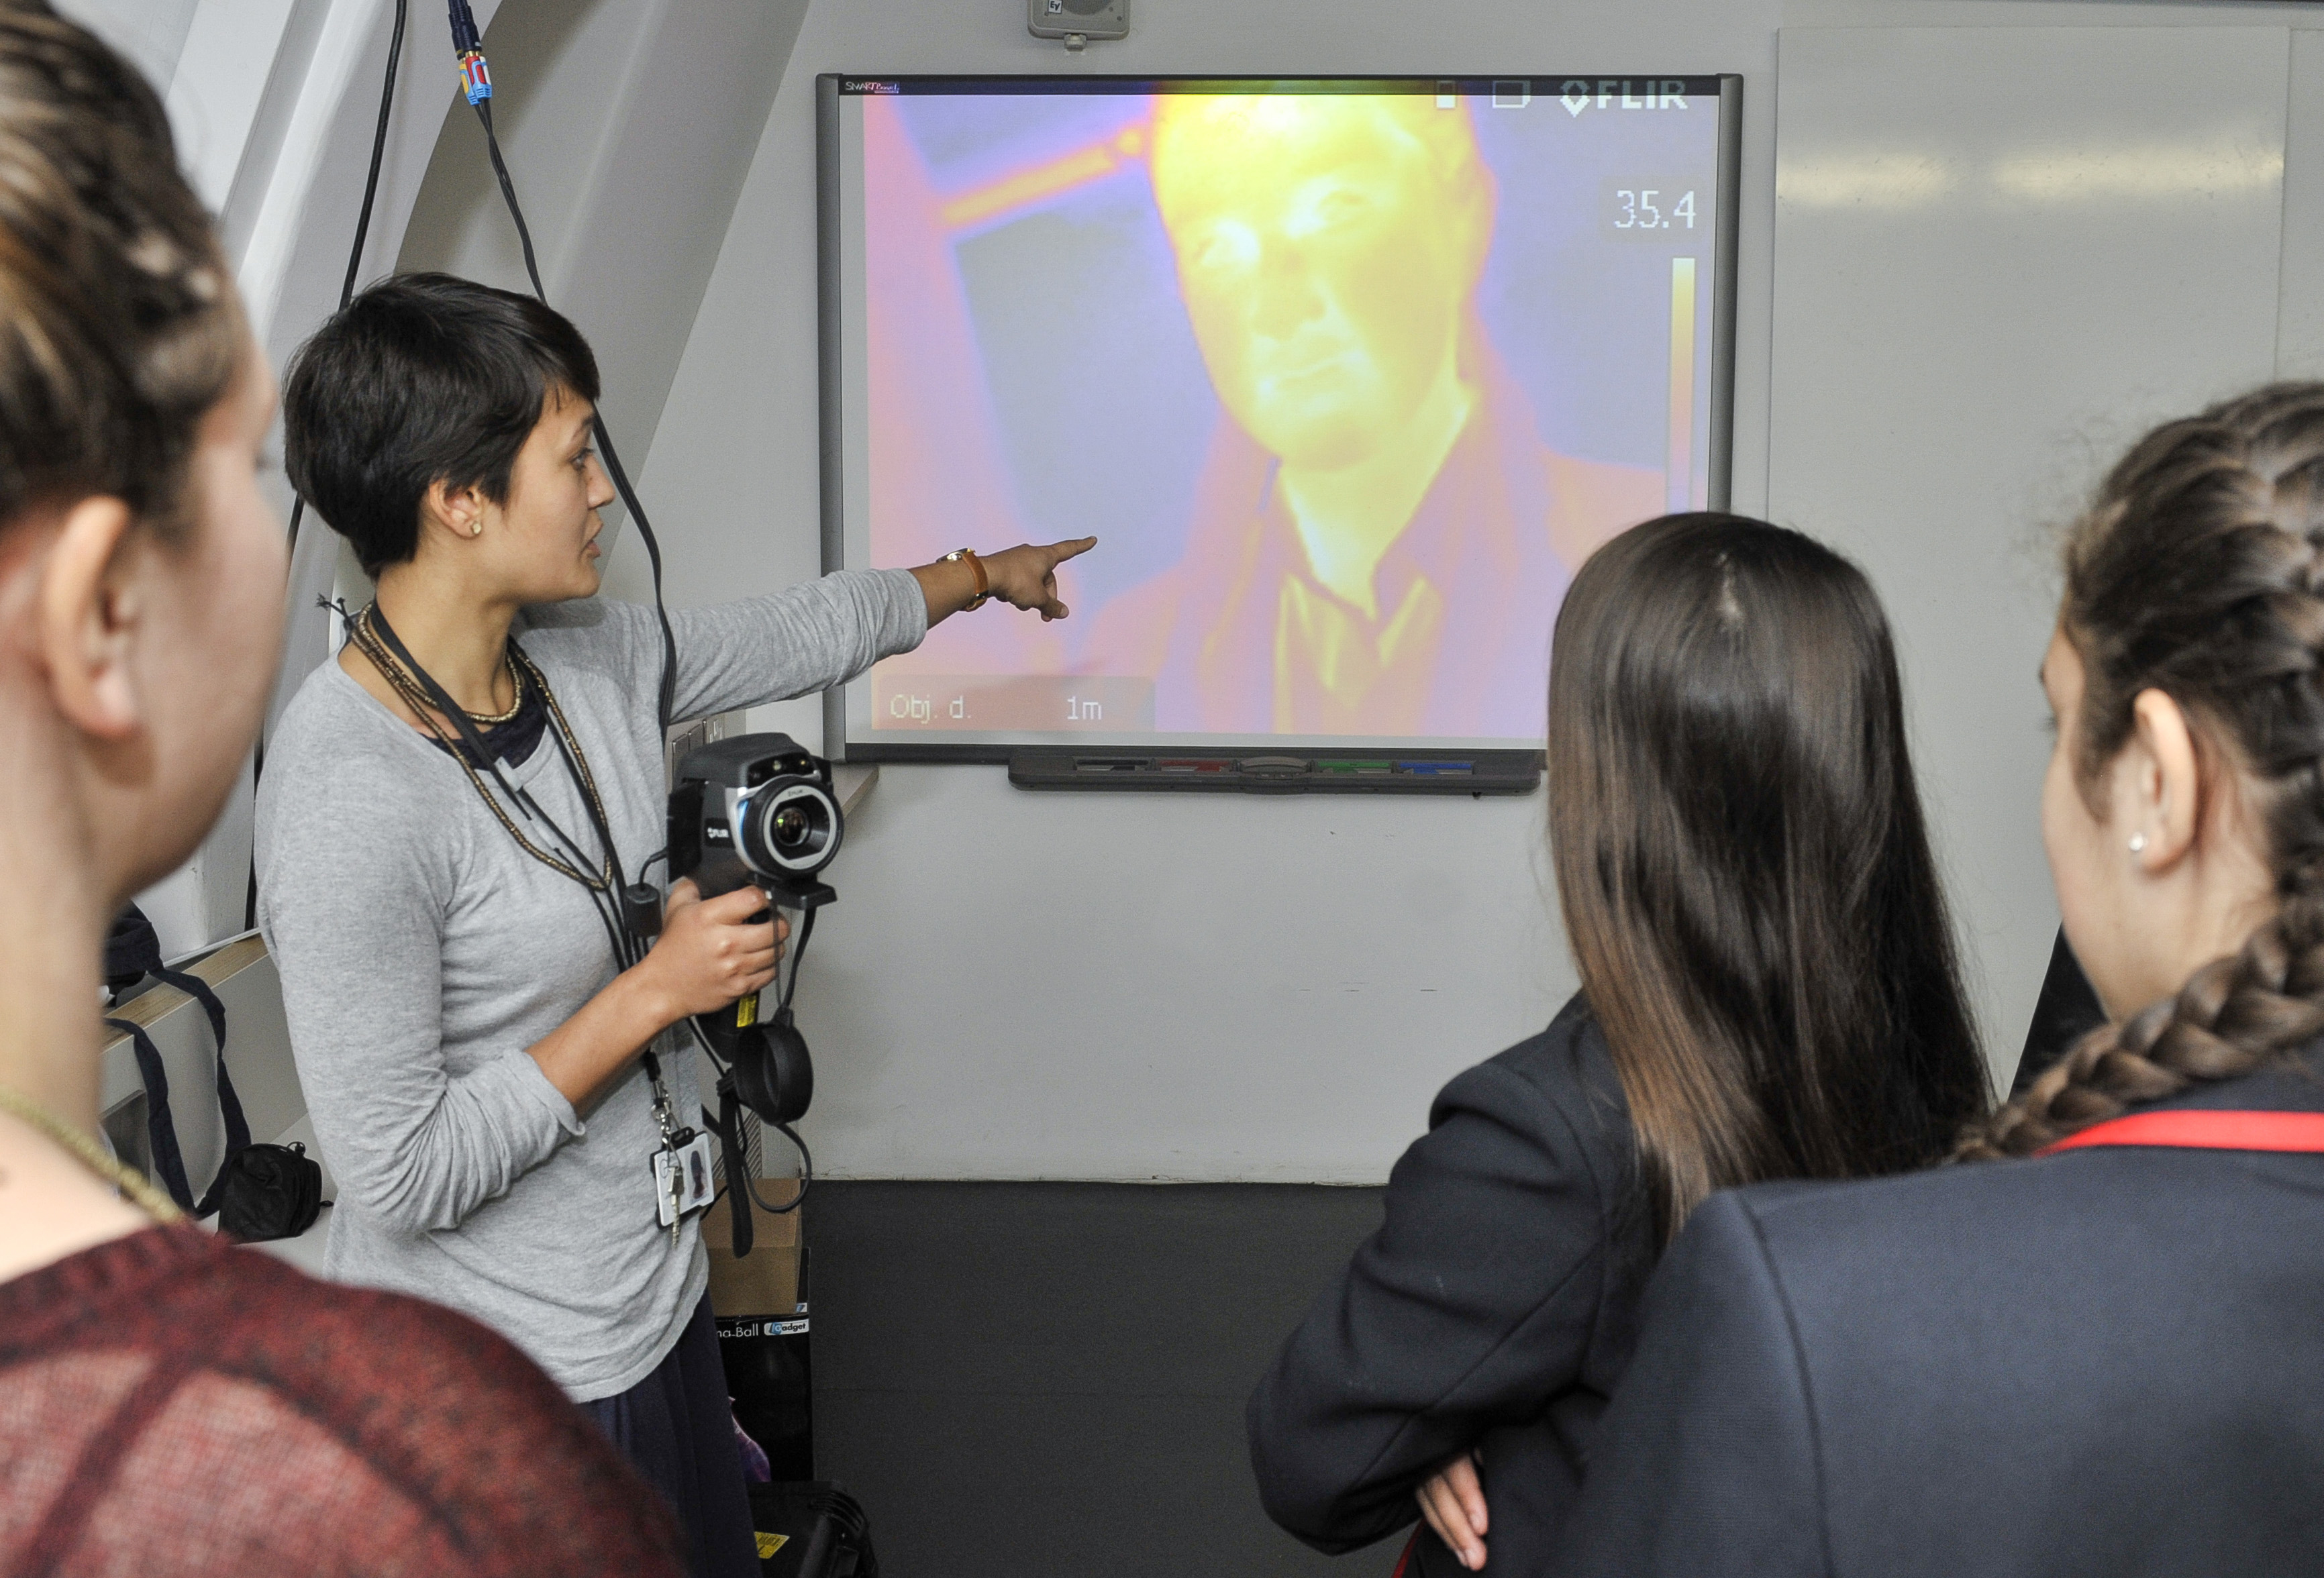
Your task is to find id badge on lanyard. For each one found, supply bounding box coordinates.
[655,1130,716,1229]
[648,1055,715,1234]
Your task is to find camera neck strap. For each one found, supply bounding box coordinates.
[354,603,676,1104]
[356,603,621,894]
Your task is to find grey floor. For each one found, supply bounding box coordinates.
[805,1181,1403,1578]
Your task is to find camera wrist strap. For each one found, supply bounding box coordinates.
[709,1086,754,1257]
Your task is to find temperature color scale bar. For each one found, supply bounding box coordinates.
[1668,256,1697,514]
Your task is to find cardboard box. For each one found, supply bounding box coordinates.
[703,1177,803,1316]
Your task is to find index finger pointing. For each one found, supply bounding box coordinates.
[1045,535,1098,566]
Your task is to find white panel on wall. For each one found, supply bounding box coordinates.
[1769,26,2290,1084]
[796,760,1571,1181]
[166,0,299,211]
[2276,29,2324,379]
[52,0,198,93]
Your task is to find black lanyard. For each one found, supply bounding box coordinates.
[364,606,616,886]
[360,605,676,1102]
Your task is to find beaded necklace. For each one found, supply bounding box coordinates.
[0,1084,184,1222]
[348,604,614,894]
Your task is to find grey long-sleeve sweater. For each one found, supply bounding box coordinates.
[255,571,923,1399]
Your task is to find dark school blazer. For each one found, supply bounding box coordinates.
[1248,994,1654,1577]
[2012,929,2106,1094]
[1563,1047,2324,1578]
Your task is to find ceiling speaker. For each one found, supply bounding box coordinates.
[1029,0,1128,46]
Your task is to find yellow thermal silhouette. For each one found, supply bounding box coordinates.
[1150,93,1495,475]
[1078,92,1665,737]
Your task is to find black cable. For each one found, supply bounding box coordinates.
[764,1120,811,1213]
[470,96,680,735]
[474,99,545,295]
[286,0,408,558]
[256,0,407,933]
[683,984,812,1214]
[341,0,409,308]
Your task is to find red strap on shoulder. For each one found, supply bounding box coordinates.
[2039,1109,2324,1157]
[1391,1530,1418,1578]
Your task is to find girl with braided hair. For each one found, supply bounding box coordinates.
[0,6,680,1573]
[1561,382,2324,1577]
[1967,380,2324,1157]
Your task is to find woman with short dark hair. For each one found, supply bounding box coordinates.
[260,272,1091,1575]
[0,8,679,1573]
[1247,512,1989,1576]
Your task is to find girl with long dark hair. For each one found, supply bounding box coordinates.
[1248,512,1989,1575]
[1564,385,2324,1577]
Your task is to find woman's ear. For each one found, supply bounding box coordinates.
[421,478,485,541]
[36,496,141,739]
[2125,686,2200,874]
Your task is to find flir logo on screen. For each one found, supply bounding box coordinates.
[1556,79,1692,117]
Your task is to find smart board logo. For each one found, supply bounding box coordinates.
[1560,79,1693,117]
[844,80,900,95]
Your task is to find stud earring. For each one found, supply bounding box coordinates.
[2129,833,2148,854]
[470,521,483,537]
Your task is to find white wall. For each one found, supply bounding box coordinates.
[629,0,2324,1181]
[1769,25,2298,1094]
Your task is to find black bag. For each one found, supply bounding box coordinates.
[214,1141,325,1242]
[745,1481,876,1578]
[101,906,323,1241]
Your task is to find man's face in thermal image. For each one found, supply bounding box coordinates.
[1152,96,1489,472]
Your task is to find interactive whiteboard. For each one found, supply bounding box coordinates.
[820,74,1740,761]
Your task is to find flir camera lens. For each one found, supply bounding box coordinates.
[742,780,840,876]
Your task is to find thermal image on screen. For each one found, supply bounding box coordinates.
[827,76,1733,752]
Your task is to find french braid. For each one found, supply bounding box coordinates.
[1960,382,2324,1159]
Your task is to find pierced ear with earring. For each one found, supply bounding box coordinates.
[470,521,482,537]
[2129,833,2148,855]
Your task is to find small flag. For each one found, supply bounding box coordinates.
[458,50,492,104]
